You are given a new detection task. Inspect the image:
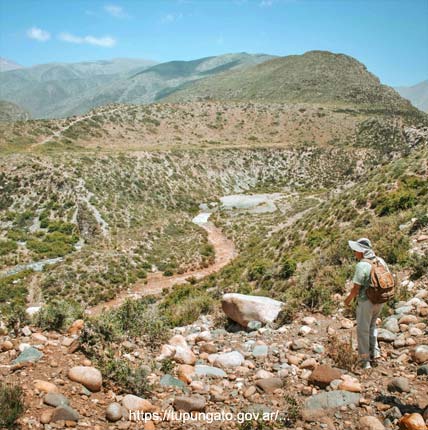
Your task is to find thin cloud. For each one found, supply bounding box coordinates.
[27,27,51,42]
[105,4,128,18]
[161,13,183,24]
[58,32,116,47]
[259,0,273,7]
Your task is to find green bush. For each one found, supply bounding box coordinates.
[0,240,17,256]
[278,257,297,279]
[0,383,24,429]
[409,254,428,280]
[35,300,83,332]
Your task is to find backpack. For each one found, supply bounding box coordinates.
[363,258,395,304]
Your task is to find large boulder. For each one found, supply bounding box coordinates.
[221,293,284,327]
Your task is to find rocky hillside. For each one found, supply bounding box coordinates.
[0,100,31,122]
[0,54,273,119]
[164,51,421,116]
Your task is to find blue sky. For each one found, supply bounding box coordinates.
[0,0,427,86]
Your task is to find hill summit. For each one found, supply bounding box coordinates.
[164,50,416,113]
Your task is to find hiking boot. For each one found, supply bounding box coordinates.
[360,361,372,370]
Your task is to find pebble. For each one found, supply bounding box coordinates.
[68,366,102,392]
[106,402,123,422]
[359,416,385,430]
[387,377,410,393]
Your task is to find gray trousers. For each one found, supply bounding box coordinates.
[356,299,382,361]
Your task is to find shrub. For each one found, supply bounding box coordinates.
[278,257,297,280]
[0,240,18,256]
[0,383,25,429]
[35,300,83,332]
[326,334,358,371]
[409,254,428,281]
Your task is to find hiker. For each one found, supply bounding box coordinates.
[344,238,394,369]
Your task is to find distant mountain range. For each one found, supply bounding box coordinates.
[0,57,24,72]
[0,54,274,119]
[0,100,30,122]
[395,80,428,112]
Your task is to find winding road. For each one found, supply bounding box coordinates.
[87,219,236,316]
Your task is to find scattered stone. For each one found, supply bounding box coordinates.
[299,325,312,336]
[398,413,427,430]
[304,390,360,410]
[195,365,227,378]
[340,319,354,329]
[174,345,197,365]
[44,393,70,407]
[68,319,84,335]
[1,340,13,351]
[309,365,342,389]
[417,365,428,376]
[383,317,400,333]
[22,326,32,336]
[247,321,262,331]
[40,409,53,424]
[359,416,385,430]
[177,364,195,384]
[34,380,59,393]
[160,374,186,390]
[302,316,317,325]
[291,339,308,350]
[50,405,80,422]
[106,403,123,422]
[255,369,274,379]
[68,366,102,392]
[252,345,268,357]
[387,377,410,393]
[173,395,206,412]
[213,351,244,368]
[377,329,397,342]
[412,345,428,364]
[31,333,48,343]
[12,346,43,364]
[338,375,361,393]
[300,358,317,370]
[255,377,283,393]
[244,386,257,398]
[221,293,283,327]
[122,394,154,412]
[399,315,418,325]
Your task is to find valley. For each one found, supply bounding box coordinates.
[0,50,427,430]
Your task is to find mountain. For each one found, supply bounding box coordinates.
[0,100,31,122]
[395,80,428,112]
[163,51,418,114]
[0,53,274,119]
[0,57,24,72]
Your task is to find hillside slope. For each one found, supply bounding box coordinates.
[164,51,419,115]
[0,100,31,122]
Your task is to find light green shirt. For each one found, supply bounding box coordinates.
[352,261,372,301]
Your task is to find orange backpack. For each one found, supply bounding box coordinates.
[363,258,395,304]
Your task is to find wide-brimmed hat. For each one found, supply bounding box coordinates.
[348,238,372,253]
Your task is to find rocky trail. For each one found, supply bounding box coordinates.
[87,220,237,316]
[1,266,427,430]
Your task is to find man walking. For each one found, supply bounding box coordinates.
[344,238,391,369]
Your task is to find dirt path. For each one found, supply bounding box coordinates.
[31,107,120,147]
[87,221,237,316]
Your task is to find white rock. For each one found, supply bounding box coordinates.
[221,293,283,327]
[68,366,102,392]
[213,351,245,368]
[302,316,317,326]
[255,369,274,379]
[299,325,312,336]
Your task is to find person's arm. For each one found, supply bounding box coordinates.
[344,283,360,306]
